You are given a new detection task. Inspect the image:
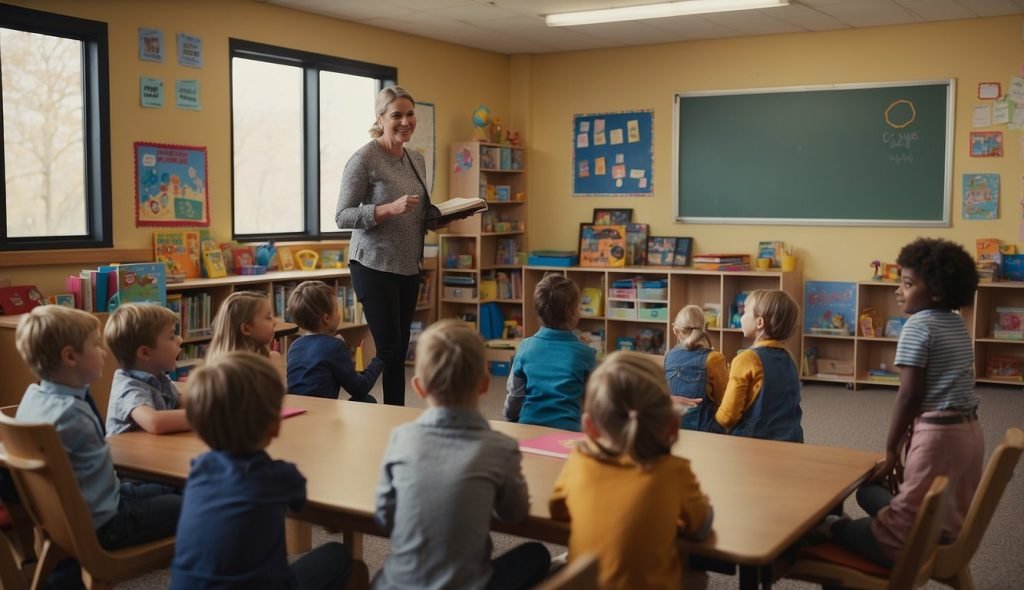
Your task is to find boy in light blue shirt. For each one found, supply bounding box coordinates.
[504,274,596,431]
[14,305,180,590]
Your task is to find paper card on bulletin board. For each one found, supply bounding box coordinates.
[134,142,209,227]
[405,101,435,194]
[573,110,653,196]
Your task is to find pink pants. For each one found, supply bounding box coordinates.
[871,411,984,562]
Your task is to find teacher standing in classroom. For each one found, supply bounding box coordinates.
[336,85,431,406]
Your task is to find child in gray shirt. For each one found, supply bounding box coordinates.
[373,320,550,590]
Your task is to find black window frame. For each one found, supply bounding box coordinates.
[0,3,112,251]
[229,39,397,242]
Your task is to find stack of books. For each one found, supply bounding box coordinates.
[692,253,751,271]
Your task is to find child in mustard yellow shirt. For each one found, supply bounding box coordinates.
[712,289,803,442]
[550,351,713,589]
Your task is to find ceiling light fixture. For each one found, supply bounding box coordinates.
[545,0,788,27]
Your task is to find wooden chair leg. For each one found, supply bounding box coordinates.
[29,540,62,590]
[0,531,27,590]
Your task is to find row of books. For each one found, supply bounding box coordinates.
[480,270,523,301]
[692,253,751,271]
[167,292,213,339]
[65,263,168,312]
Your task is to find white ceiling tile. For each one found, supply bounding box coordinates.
[431,3,524,23]
[768,4,851,31]
[812,0,922,27]
[953,0,1024,16]
[645,15,750,40]
[267,0,418,22]
[699,9,809,35]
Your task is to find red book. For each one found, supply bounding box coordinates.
[0,285,45,315]
[518,432,585,459]
[281,407,307,419]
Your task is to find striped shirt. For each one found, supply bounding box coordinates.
[894,309,978,411]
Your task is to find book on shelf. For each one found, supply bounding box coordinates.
[203,250,228,279]
[0,285,45,315]
[153,230,201,279]
[427,197,488,224]
[757,241,784,268]
[114,263,167,307]
[986,355,1024,380]
[692,253,750,263]
[518,432,585,459]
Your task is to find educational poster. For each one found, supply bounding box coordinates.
[405,101,435,193]
[140,77,163,108]
[803,281,856,336]
[969,131,1003,157]
[176,80,200,110]
[177,33,203,68]
[573,110,653,196]
[134,142,209,227]
[963,173,1000,220]
[138,28,164,62]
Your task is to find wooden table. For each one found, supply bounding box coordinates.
[108,396,879,589]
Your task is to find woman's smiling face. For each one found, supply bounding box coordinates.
[379,97,416,144]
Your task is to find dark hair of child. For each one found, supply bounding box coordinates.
[533,274,579,329]
[896,237,978,310]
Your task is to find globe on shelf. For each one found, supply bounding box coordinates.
[472,104,492,141]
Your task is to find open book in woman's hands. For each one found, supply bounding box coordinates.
[426,197,488,225]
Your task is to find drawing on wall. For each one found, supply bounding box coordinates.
[963,173,1000,220]
[134,142,209,227]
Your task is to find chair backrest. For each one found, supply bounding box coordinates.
[0,413,108,572]
[887,475,949,590]
[533,554,599,590]
[932,427,1024,578]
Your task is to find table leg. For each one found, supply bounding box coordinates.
[285,518,312,555]
[344,529,364,560]
[738,565,774,590]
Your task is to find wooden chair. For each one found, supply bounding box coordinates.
[533,553,599,590]
[785,475,949,590]
[0,413,174,590]
[929,427,1023,590]
[0,404,38,568]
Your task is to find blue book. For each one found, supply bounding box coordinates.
[1002,254,1024,281]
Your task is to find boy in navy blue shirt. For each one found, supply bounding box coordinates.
[286,280,383,401]
[171,351,352,590]
[503,274,596,431]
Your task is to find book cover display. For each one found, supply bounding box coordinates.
[153,230,201,278]
[579,224,626,268]
[803,281,856,336]
[116,263,167,306]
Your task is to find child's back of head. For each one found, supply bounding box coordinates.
[896,237,978,310]
[104,303,179,370]
[186,351,284,454]
[16,305,100,381]
[672,304,712,351]
[746,289,799,341]
[582,351,676,466]
[414,319,486,406]
[533,274,579,329]
[286,280,336,332]
[207,291,271,360]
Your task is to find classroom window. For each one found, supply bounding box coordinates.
[0,5,111,251]
[229,40,396,240]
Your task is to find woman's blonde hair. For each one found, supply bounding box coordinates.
[671,304,712,351]
[580,351,675,467]
[414,319,485,406]
[369,85,415,138]
[187,351,284,454]
[207,291,271,362]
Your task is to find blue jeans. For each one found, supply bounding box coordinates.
[293,542,352,590]
[487,542,551,590]
[48,482,181,590]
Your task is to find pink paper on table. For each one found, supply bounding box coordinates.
[281,407,307,419]
[518,432,585,459]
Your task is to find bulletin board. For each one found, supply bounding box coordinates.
[573,110,653,196]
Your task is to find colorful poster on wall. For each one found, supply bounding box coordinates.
[963,173,1000,220]
[176,80,200,110]
[134,142,209,227]
[803,281,856,336]
[138,28,164,62]
[573,110,653,196]
[176,33,203,68]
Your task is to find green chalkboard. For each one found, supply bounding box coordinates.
[675,81,953,226]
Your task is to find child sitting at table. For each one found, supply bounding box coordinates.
[820,238,983,567]
[171,351,353,590]
[15,305,181,590]
[550,351,714,589]
[504,274,596,431]
[664,304,727,430]
[206,290,284,377]
[374,319,550,590]
[104,303,190,435]
[285,280,383,401]
[711,289,804,442]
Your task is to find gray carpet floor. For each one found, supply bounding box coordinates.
[116,369,1023,589]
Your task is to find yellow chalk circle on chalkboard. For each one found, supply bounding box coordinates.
[884,99,916,129]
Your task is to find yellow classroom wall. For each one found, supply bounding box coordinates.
[524,15,1024,282]
[2,0,510,293]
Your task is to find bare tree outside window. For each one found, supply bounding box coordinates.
[1,28,87,238]
[232,57,303,235]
